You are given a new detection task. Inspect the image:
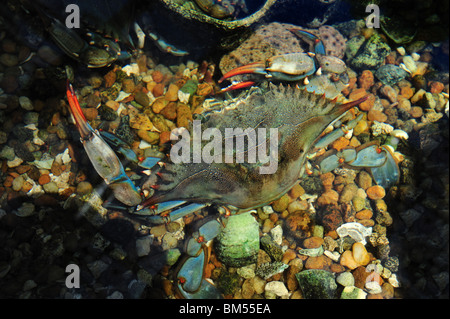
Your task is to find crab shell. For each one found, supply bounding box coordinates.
[141,84,367,210]
[265,53,316,76]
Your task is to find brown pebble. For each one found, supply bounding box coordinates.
[282,249,297,264]
[122,78,136,93]
[305,255,331,270]
[355,209,373,220]
[289,184,305,199]
[82,108,98,121]
[152,70,164,83]
[303,237,324,249]
[358,70,375,90]
[317,190,339,206]
[152,83,165,97]
[368,109,388,122]
[429,81,444,94]
[164,84,179,102]
[366,185,386,200]
[400,86,414,99]
[38,174,51,185]
[104,70,116,88]
[340,250,359,270]
[409,106,423,118]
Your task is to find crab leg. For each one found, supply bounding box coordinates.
[66,82,142,206]
[218,62,267,83]
[289,28,326,55]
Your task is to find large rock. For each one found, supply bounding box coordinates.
[347,34,391,71]
[214,212,260,267]
[295,269,337,299]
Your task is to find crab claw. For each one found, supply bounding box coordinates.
[289,28,326,55]
[220,80,256,93]
[66,80,94,140]
[218,62,266,83]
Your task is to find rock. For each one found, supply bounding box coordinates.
[356,209,373,220]
[356,171,372,190]
[137,130,159,144]
[15,202,35,217]
[317,190,339,206]
[19,96,33,111]
[270,225,283,246]
[375,64,409,86]
[336,271,355,287]
[164,84,179,102]
[215,212,260,267]
[256,261,288,280]
[151,70,164,83]
[429,81,445,94]
[339,183,358,203]
[271,194,289,212]
[349,34,391,71]
[304,254,330,269]
[340,286,367,299]
[176,103,193,128]
[0,53,19,67]
[260,235,283,261]
[265,281,289,298]
[136,236,153,257]
[337,222,372,245]
[358,70,375,90]
[12,175,25,192]
[303,237,324,249]
[352,242,370,266]
[366,185,386,200]
[296,269,337,299]
[76,181,93,195]
[379,85,398,103]
[340,250,359,270]
[368,109,387,123]
[365,281,382,294]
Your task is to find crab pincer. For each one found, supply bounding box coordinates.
[66,81,142,206]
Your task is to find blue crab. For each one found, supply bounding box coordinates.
[65,62,404,298]
[219,28,347,92]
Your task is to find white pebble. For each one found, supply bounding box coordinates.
[270,225,283,246]
[388,274,400,288]
[396,47,406,56]
[365,281,382,294]
[390,129,409,140]
[7,157,23,168]
[411,52,421,61]
[336,222,372,245]
[19,96,34,111]
[324,250,340,262]
[265,281,289,298]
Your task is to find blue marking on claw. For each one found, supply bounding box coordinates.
[178,250,205,293]
[370,147,400,189]
[319,154,340,173]
[348,144,387,168]
[198,219,222,242]
[139,157,161,169]
[289,29,326,55]
[177,279,222,299]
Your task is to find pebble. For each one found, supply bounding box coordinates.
[356,171,372,190]
[165,84,179,102]
[340,250,359,270]
[358,70,375,90]
[317,190,339,206]
[368,109,387,122]
[409,106,423,118]
[19,96,33,111]
[76,181,93,195]
[303,237,324,249]
[15,202,35,217]
[341,286,367,299]
[366,185,386,200]
[136,236,153,257]
[336,271,355,287]
[43,182,59,194]
[365,281,382,294]
[352,242,370,266]
[264,281,289,298]
[271,194,289,212]
[379,85,397,103]
[355,209,373,220]
[152,83,165,97]
[0,53,19,67]
[38,174,51,185]
[12,175,25,191]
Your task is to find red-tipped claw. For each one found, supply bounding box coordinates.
[220,81,256,93]
[218,61,266,83]
[66,80,93,140]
